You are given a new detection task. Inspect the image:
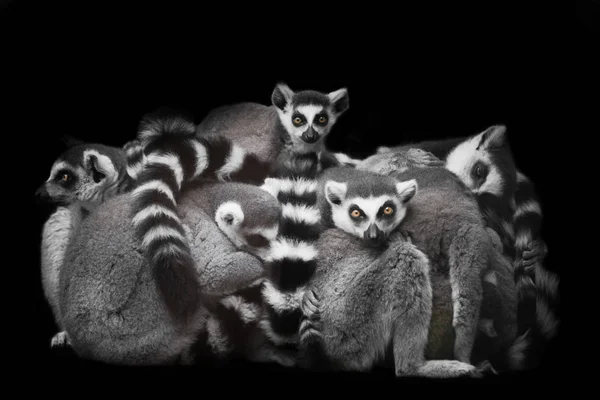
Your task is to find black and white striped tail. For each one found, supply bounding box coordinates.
[130,113,272,327]
[258,152,323,346]
[511,171,560,370]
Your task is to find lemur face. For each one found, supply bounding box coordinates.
[324,179,418,246]
[271,82,349,151]
[36,146,119,207]
[445,125,513,197]
[215,201,279,261]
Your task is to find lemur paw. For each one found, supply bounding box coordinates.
[470,360,498,377]
[299,290,323,343]
[50,331,70,348]
[301,289,321,320]
[522,240,547,265]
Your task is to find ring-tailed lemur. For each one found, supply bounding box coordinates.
[356,147,543,373]
[128,83,353,331]
[296,165,497,377]
[378,125,559,370]
[57,177,284,366]
[196,82,359,169]
[38,138,145,348]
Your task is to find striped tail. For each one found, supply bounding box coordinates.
[129,113,272,327]
[511,171,560,370]
[257,151,323,347]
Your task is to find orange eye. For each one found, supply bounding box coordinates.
[383,206,394,215]
[293,117,303,125]
[318,116,327,123]
[62,174,69,181]
[351,209,361,218]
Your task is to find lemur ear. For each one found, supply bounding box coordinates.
[324,181,347,206]
[376,146,392,154]
[215,202,244,227]
[60,135,85,148]
[271,83,294,111]
[328,88,349,116]
[396,179,418,203]
[84,150,115,183]
[477,125,507,150]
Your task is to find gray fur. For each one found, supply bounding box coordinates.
[357,149,519,366]
[326,161,487,364]
[57,182,280,366]
[40,205,84,347]
[300,229,482,378]
[196,103,282,163]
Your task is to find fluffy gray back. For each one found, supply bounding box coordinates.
[195,103,283,163]
[58,186,267,365]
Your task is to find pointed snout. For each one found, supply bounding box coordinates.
[301,127,320,144]
[35,183,50,200]
[364,223,385,245]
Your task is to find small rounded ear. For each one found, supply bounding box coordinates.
[376,146,392,154]
[327,88,349,116]
[476,125,507,150]
[215,202,244,227]
[324,180,347,206]
[271,82,295,111]
[396,179,418,204]
[84,150,116,183]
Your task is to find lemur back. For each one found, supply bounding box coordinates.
[196,82,357,169]
[381,126,559,370]
[38,138,145,347]
[57,178,284,366]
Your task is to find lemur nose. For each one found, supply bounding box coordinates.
[35,184,49,199]
[302,128,319,143]
[365,224,382,241]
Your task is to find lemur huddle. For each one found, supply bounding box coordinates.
[37,82,559,377]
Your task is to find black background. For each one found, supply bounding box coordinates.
[5,0,591,385]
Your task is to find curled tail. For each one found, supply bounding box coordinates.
[511,171,560,371]
[485,171,559,373]
[130,113,272,327]
[258,151,323,347]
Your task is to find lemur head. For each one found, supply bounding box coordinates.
[445,125,517,200]
[271,82,350,152]
[324,173,418,246]
[36,141,127,209]
[213,186,282,261]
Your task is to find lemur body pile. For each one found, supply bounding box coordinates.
[37,82,558,376]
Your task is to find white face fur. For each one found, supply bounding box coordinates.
[215,201,279,260]
[324,179,418,242]
[445,125,507,197]
[272,83,349,153]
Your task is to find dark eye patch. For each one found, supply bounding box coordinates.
[471,161,489,187]
[377,200,397,218]
[314,112,329,126]
[54,169,77,188]
[349,205,366,223]
[245,234,269,248]
[292,113,306,126]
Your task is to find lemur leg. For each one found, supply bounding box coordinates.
[298,289,331,371]
[447,226,486,364]
[414,360,496,379]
